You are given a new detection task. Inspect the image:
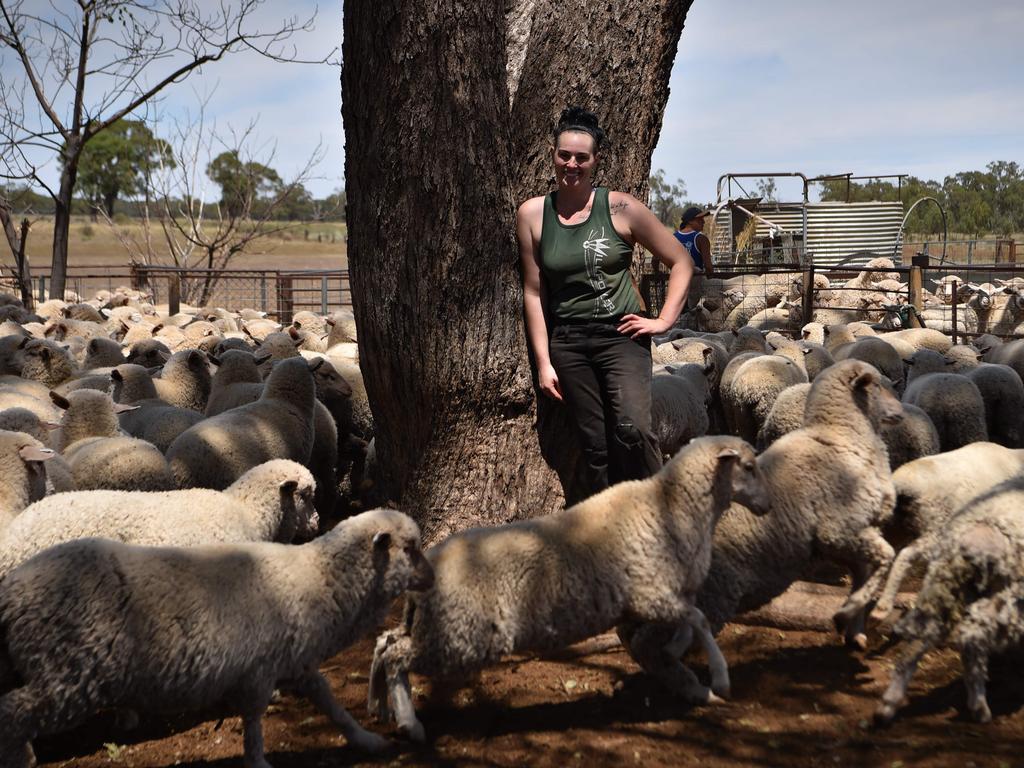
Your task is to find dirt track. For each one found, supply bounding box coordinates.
[35,613,1024,768]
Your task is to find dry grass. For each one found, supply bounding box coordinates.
[10,216,348,272]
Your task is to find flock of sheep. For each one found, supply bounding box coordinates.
[1,261,1024,766]
[687,256,1024,337]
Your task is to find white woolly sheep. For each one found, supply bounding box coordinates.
[17,338,77,389]
[695,360,904,649]
[0,459,319,576]
[125,338,171,369]
[368,435,770,742]
[650,360,713,458]
[965,363,1024,448]
[755,382,811,450]
[880,402,940,470]
[0,430,52,529]
[152,348,212,412]
[0,507,434,766]
[832,337,906,392]
[721,354,807,443]
[167,356,322,490]
[901,370,987,451]
[871,442,1024,618]
[875,477,1024,725]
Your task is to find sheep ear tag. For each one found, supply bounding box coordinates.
[20,445,54,462]
[373,531,391,550]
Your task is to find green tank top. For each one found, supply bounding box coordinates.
[540,187,640,321]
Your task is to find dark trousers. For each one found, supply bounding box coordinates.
[549,322,662,497]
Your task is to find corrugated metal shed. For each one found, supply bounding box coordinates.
[710,201,905,267]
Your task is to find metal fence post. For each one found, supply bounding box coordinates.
[321,275,329,315]
[38,275,46,302]
[277,275,294,324]
[801,264,815,328]
[260,276,268,313]
[169,274,181,316]
[909,253,928,329]
[950,279,959,345]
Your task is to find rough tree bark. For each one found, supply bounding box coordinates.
[343,0,692,543]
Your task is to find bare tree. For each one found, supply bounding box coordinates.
[0,0,331,299]
[0,193,33,307]
[343,0,693,542]
[102,101,324,306]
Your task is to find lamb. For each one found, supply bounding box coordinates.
[326,309,358,345]
[0,430,53,529]
[983,338,1024,385]
[0,507,434,766]
[944,343,984,372]
[0,459,320,576]
[721,353,807,443]
[50,390,175,492]
[167,356,321,490]
[729,326,769,355]
[254,331,302,377]
[901,369,987,451]
[368,435,770,742]
[152,348,212,412]
[695,360,904,648]
[115,392,205,453]
[650,360,713,458]
[871,443,1024,618]
[874,477,1024,725]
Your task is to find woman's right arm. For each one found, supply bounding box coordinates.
[517,197,563,401]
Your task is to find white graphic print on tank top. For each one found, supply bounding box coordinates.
[583,226,616,317]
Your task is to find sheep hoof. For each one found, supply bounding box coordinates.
[705,690,726,706]
[873,703,897,727]
[399,719,426,744]
[970,702,992,723]
[869,605,893,626]
[845,632,869,651]
[711,681,731,700]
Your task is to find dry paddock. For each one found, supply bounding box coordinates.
[34,591,1024,768]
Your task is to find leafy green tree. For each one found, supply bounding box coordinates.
[648,168,687,226]
[76,120,175,218]
[206,151,282,219]
[755,177,778,202]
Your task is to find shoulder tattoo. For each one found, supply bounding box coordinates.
[609,200,630,216]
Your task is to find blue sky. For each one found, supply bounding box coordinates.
[3,0,1022,203]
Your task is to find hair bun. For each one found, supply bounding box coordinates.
[558,106,599,130]
[554,106,606,150]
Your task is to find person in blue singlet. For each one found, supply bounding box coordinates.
[516,107,693,498]
[674,206,713,276]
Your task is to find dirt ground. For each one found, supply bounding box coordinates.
[33,611,1024,768]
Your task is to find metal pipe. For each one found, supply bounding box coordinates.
[895,196,947,264]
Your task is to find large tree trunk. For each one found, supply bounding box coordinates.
[343,0,691,543]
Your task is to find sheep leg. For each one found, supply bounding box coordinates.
[961,641,993,723]
[871,543,923,621]
[680,605,730,699]
[832,528,896,647]
[241,709,273,768]
[624,622,720,705]
[0,687,40,768]
[368,632,393,723]
[291,670,392,755]
[874,636,933,725]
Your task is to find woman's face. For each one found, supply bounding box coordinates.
[552,131,598,190]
